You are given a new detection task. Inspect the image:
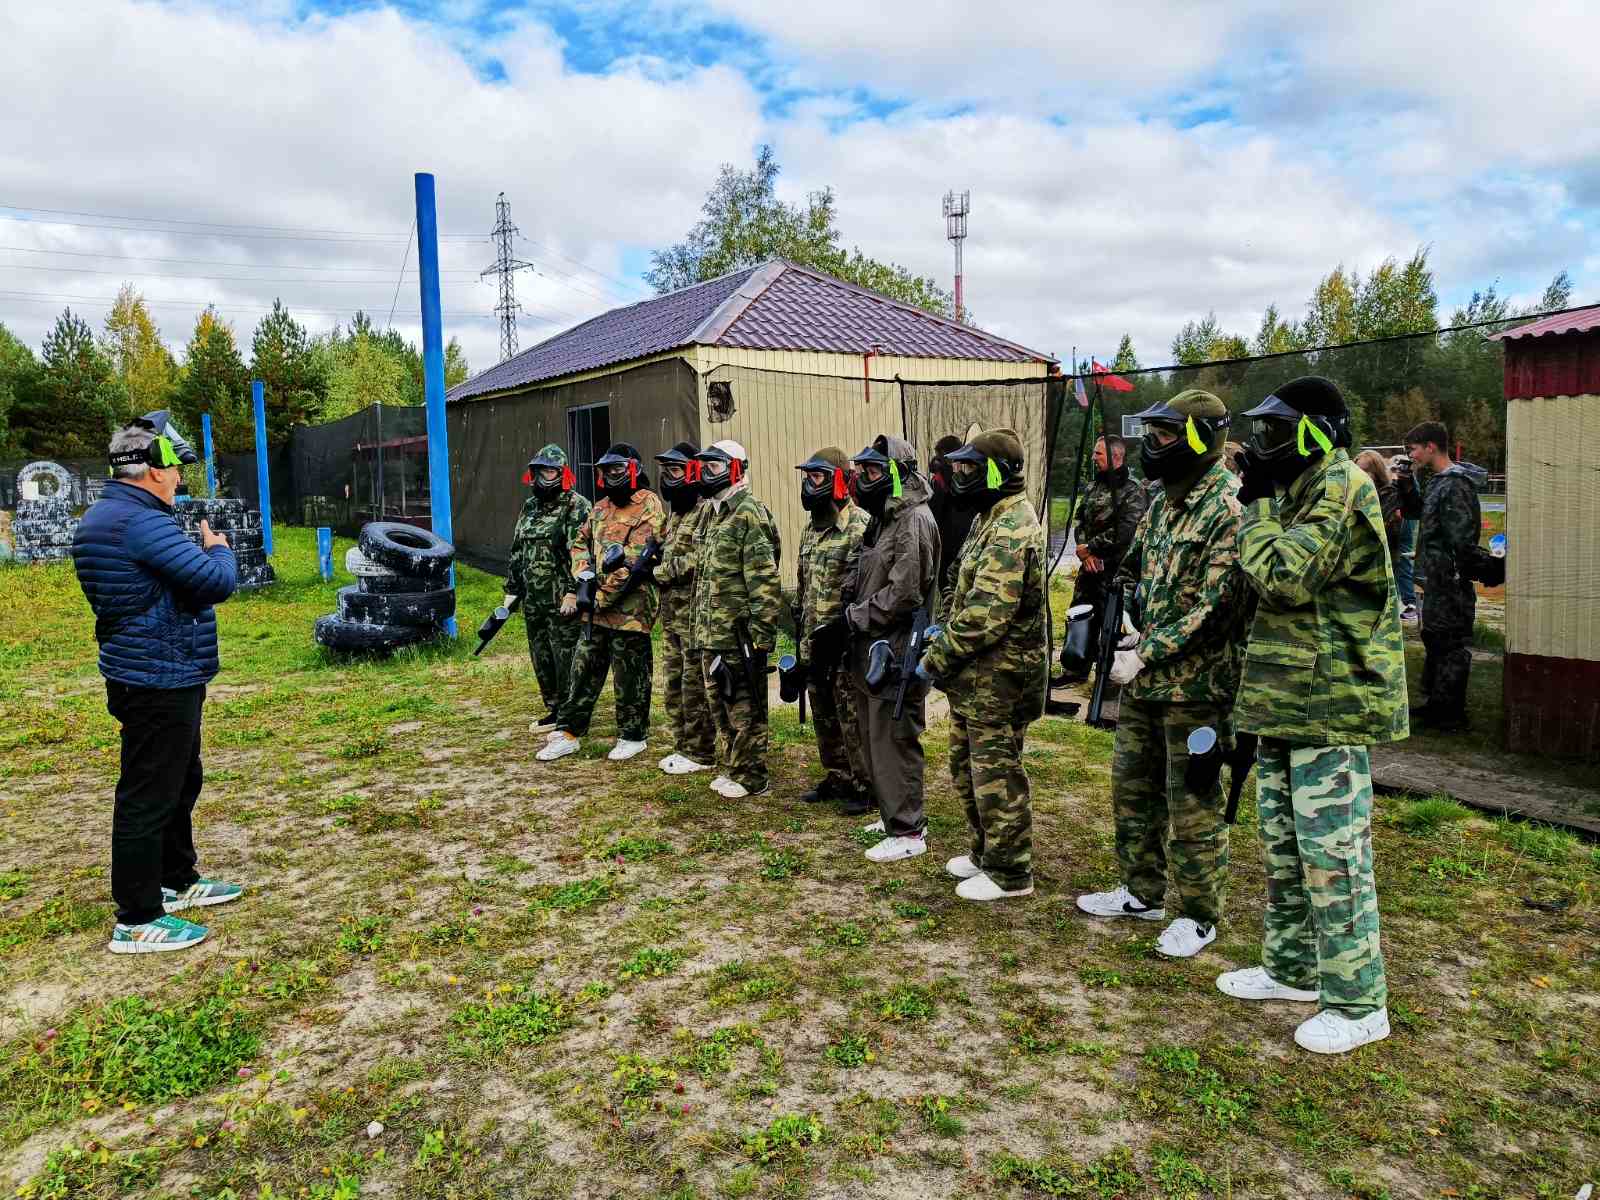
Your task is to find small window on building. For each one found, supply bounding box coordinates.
[707,380,735,424]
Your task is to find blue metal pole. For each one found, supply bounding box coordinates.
[201,412,217,496]
[415,171,456,636]
[252,378,274,556]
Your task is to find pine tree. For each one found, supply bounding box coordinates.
[249,300,325,443]
[13,309,127,457]
[175,307,250,451]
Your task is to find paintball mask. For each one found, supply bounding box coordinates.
[1133,393,1227,482]
[595,443,644,506]
[945,438,1020,513]
[850,438,914,519]
[795,448,850,515]
[110,410,198,474]
[694,441,746,497]
[654,442,702,514]
[1242,377,1349,487]
[524,444,575,499]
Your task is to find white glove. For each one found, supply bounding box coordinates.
[559,594,578,617]
[1117,610,1140,650]
[502,592,518,609]
[1109,649,1145,686]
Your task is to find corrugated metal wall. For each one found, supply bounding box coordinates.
[1505,392,1600,662]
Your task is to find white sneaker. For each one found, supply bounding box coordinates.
[945,855,982,880]
[536,733,580,761]
[545,728,566,743]
[955,872,1033,901]
[660,753,711,775]
[608,739,648,762]
[1155,917,1216,959]
[712,777,769,799]
[710,774,734,794]
[1075,885,1165,921]
[864,834,926,863]
[862,818,886,834]
[1214,966,1318,1003]
[1293,1008,1391,1055]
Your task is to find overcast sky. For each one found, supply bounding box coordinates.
[2,0,1595,378]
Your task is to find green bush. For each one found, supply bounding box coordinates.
[1396,795,1472,836]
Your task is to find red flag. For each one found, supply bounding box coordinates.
[1092,360,1135,392]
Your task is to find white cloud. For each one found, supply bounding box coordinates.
[0,0,763,369]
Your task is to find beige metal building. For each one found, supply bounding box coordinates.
[1491,306,1600,758]
[445,260,1056,580]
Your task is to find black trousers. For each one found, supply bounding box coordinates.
[105,681,206,926]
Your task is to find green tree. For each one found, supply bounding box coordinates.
[174,307,250,452]
[322,334,407,419]
[1110,334,1139,372]
[100,284,177,422]
[1252,304,1306,355]
[1376,386,1436,444]
[1170,313,1247,365]
[249,300,325,443]
[1456,397,1503,470]
[647,145,954,317]
[0,323,40,457]
[445,338,470,389]
[10,309,126,457]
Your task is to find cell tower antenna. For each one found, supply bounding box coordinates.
[942,189,969,323]
[481,192,536,362]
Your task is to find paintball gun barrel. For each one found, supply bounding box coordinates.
[472,594,521,657]
[599,536,662,610]
[1183,725,1259,824]
[892,606,934,723]
[1085,587,1124,729]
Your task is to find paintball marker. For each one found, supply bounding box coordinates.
[777,654,808,724]
[472,594,521,657]
[864,605,936,723]
[599,537,662,609]
[573,570,598,643]
[734,618,760,701]
[1085,587,1125,730]
[1224,732,1258,824]
[1183,725,1258,823]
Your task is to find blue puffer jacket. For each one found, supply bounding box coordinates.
[72,482,238,689]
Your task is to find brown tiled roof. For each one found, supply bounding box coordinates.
[448,260,1052,402]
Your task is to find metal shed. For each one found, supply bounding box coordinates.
[444,260,1056,579]
[1490,305,1600,757]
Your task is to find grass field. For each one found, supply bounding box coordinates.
[1,527,1596,1200]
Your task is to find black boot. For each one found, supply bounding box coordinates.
[838,788,873,817]
[800,778,834,804]
[535,712,560,727]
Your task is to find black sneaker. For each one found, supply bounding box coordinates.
[838,792,874,817]
[535,712,560,727]
[800,781,832,804]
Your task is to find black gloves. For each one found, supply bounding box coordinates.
[1233,448,1276,505]
[809,616,851,669]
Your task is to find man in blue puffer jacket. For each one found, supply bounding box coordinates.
[72,416,244,955]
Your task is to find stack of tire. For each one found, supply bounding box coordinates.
[315,521,456,654]
[174,498,276,589]
[11,461,81,563]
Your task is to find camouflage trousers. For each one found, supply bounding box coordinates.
[559,626,652,742]
[809,661,870,797]
[949,710,1032,891]
[1111,698,1230,926]
[524,603,580,716]
[664,629,716,764]
[1255,739,1387,1017]
[1421,582,1474,719]
[700,650,770,792]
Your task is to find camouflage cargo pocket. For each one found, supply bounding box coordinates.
[1239,639,1316,727]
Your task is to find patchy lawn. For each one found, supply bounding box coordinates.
[1,527,1596,1200]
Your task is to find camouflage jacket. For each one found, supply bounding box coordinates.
[655,501,711,638]
[569,488,668,634]
[1074,467,1148,567]
[1113,460,1247,704]
[924,492,1047,725]
[1414,464,1482,599]
[506,491,591,611]
[1236,450,1408,745]
[796,501,869,664]
[690,485,784,653]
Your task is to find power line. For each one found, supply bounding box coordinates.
[386,221,416,333]
[2,262,488,286]
[0,202,484,239]
[0,211,486,245]
[0,288,512,321]
[0,244,482,273]
[516,233,649,297]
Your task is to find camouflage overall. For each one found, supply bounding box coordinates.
[506,488,590,714]
[798,500,871,798]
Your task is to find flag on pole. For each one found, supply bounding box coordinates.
[1073,376,1090,409]
[1092,360,1135,392]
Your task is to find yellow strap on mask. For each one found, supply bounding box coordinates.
[985,458,1002,489]
[1296,415,1333,457]
[1185,416,1207,454]
[889,460,903,498]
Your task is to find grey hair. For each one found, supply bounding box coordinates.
[109,422,156,480]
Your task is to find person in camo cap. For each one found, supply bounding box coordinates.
[919,428,1048,901]
[653,441,717,776]
[1075,390,1248,960]
[794,446,873,813]
[1221,375,1407,1055]
[504,444,590,730]
[538,443,666,764]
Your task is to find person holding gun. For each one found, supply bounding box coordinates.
[793,447,872,813]
[918,429,1047,901]
[812,435,940,863]
[504,444,591,730]
[1059,434,1148,686]
[538,443,666,764]
[1075,392,1247,959]
[653,442,718,776]
[1220,376,1407,1055]
[690,440,784,799]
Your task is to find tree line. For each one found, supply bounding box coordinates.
[0,288,470,460]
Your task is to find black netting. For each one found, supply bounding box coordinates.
[286,404,430,536]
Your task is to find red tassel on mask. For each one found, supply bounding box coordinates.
[832,468,848,501]
[729,459,742,486]
[521,468,533,486]
[629,461,638,490]
[687,460,701,483]
[561,465,575,491]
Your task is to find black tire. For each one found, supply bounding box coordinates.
[336,584,455,627]
[233,548,268,569]
[314,612,434,654]
[358,522,453,583]
[226,529,264,552]
[358,572,428,595]
[238,561,277,589]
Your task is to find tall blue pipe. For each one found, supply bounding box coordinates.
[415,172,456,636]
[201,412,216,496]
[252,378,274,555]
